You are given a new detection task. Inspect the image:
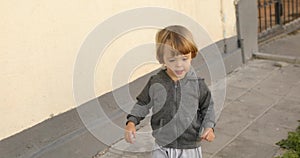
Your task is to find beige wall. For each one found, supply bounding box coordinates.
[0,0,236,140]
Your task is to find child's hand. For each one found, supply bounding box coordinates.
[125,121,136,144]
[201,128,215,142]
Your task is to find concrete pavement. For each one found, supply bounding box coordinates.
[254,29,300,64]
[259,29,300,58]
[95,59,300,158]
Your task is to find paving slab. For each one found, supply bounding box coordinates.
[253,76,294,97]
[203,152,223,158]
[273,98,300,115]
[214,109,252,137]
[270,65,300,83]
[0,109,84,158]
[237,89,277,108]
[97,148,151,158]
[255,108,300,130]
[36,129,107,158]
[246,59,279,70]
[215,137,279,158]
[239,119,291,146]
[285,84,300,102]
[226,66,275,89]
[224,85,248,102]
[259,29,300,58]
[201,131,233,155]
[111,124,154,153]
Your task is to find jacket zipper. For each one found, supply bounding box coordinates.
[174,81,179,147]
[174,82,177,104]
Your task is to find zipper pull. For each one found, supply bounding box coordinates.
[174,81,178,88]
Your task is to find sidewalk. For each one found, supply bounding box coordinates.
[95,59,300,158]
[255,29,300,64]
[259,29,300,58]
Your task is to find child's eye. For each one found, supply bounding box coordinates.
[168,59,175,62]
[182,58,188,61]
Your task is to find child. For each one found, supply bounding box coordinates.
[125,25,215,158]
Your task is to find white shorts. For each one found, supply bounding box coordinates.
[152,143,202,158]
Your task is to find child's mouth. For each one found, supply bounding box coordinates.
[175,70,184,76]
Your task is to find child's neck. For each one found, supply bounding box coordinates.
[165,70,179,82]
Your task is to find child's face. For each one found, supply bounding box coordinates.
[163,50,192,81]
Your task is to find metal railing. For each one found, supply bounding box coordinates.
[258,0,300,33]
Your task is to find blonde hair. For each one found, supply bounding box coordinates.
[156,25,198,64]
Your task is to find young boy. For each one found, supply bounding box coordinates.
[125,25,215,158]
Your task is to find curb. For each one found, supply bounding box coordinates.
[253,52,300,64]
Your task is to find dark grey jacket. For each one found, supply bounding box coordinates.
[127,69,215,149]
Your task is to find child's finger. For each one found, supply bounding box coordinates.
[201,134,207,139]
[130,131,136,143]
[205,132,215,142]
[200,129,215,142]
[124,122,136,144]
[132,131,136,138]
[200,129,210,139]
[125,131,133,143]
[125,132,130,143]
[126,131,136,144]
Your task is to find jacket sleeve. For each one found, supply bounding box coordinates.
[126,77,153,125]
[198,79,216,129]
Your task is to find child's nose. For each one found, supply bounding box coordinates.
[175,60,183,67]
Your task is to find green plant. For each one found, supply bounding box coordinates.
[276,121,300,158]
